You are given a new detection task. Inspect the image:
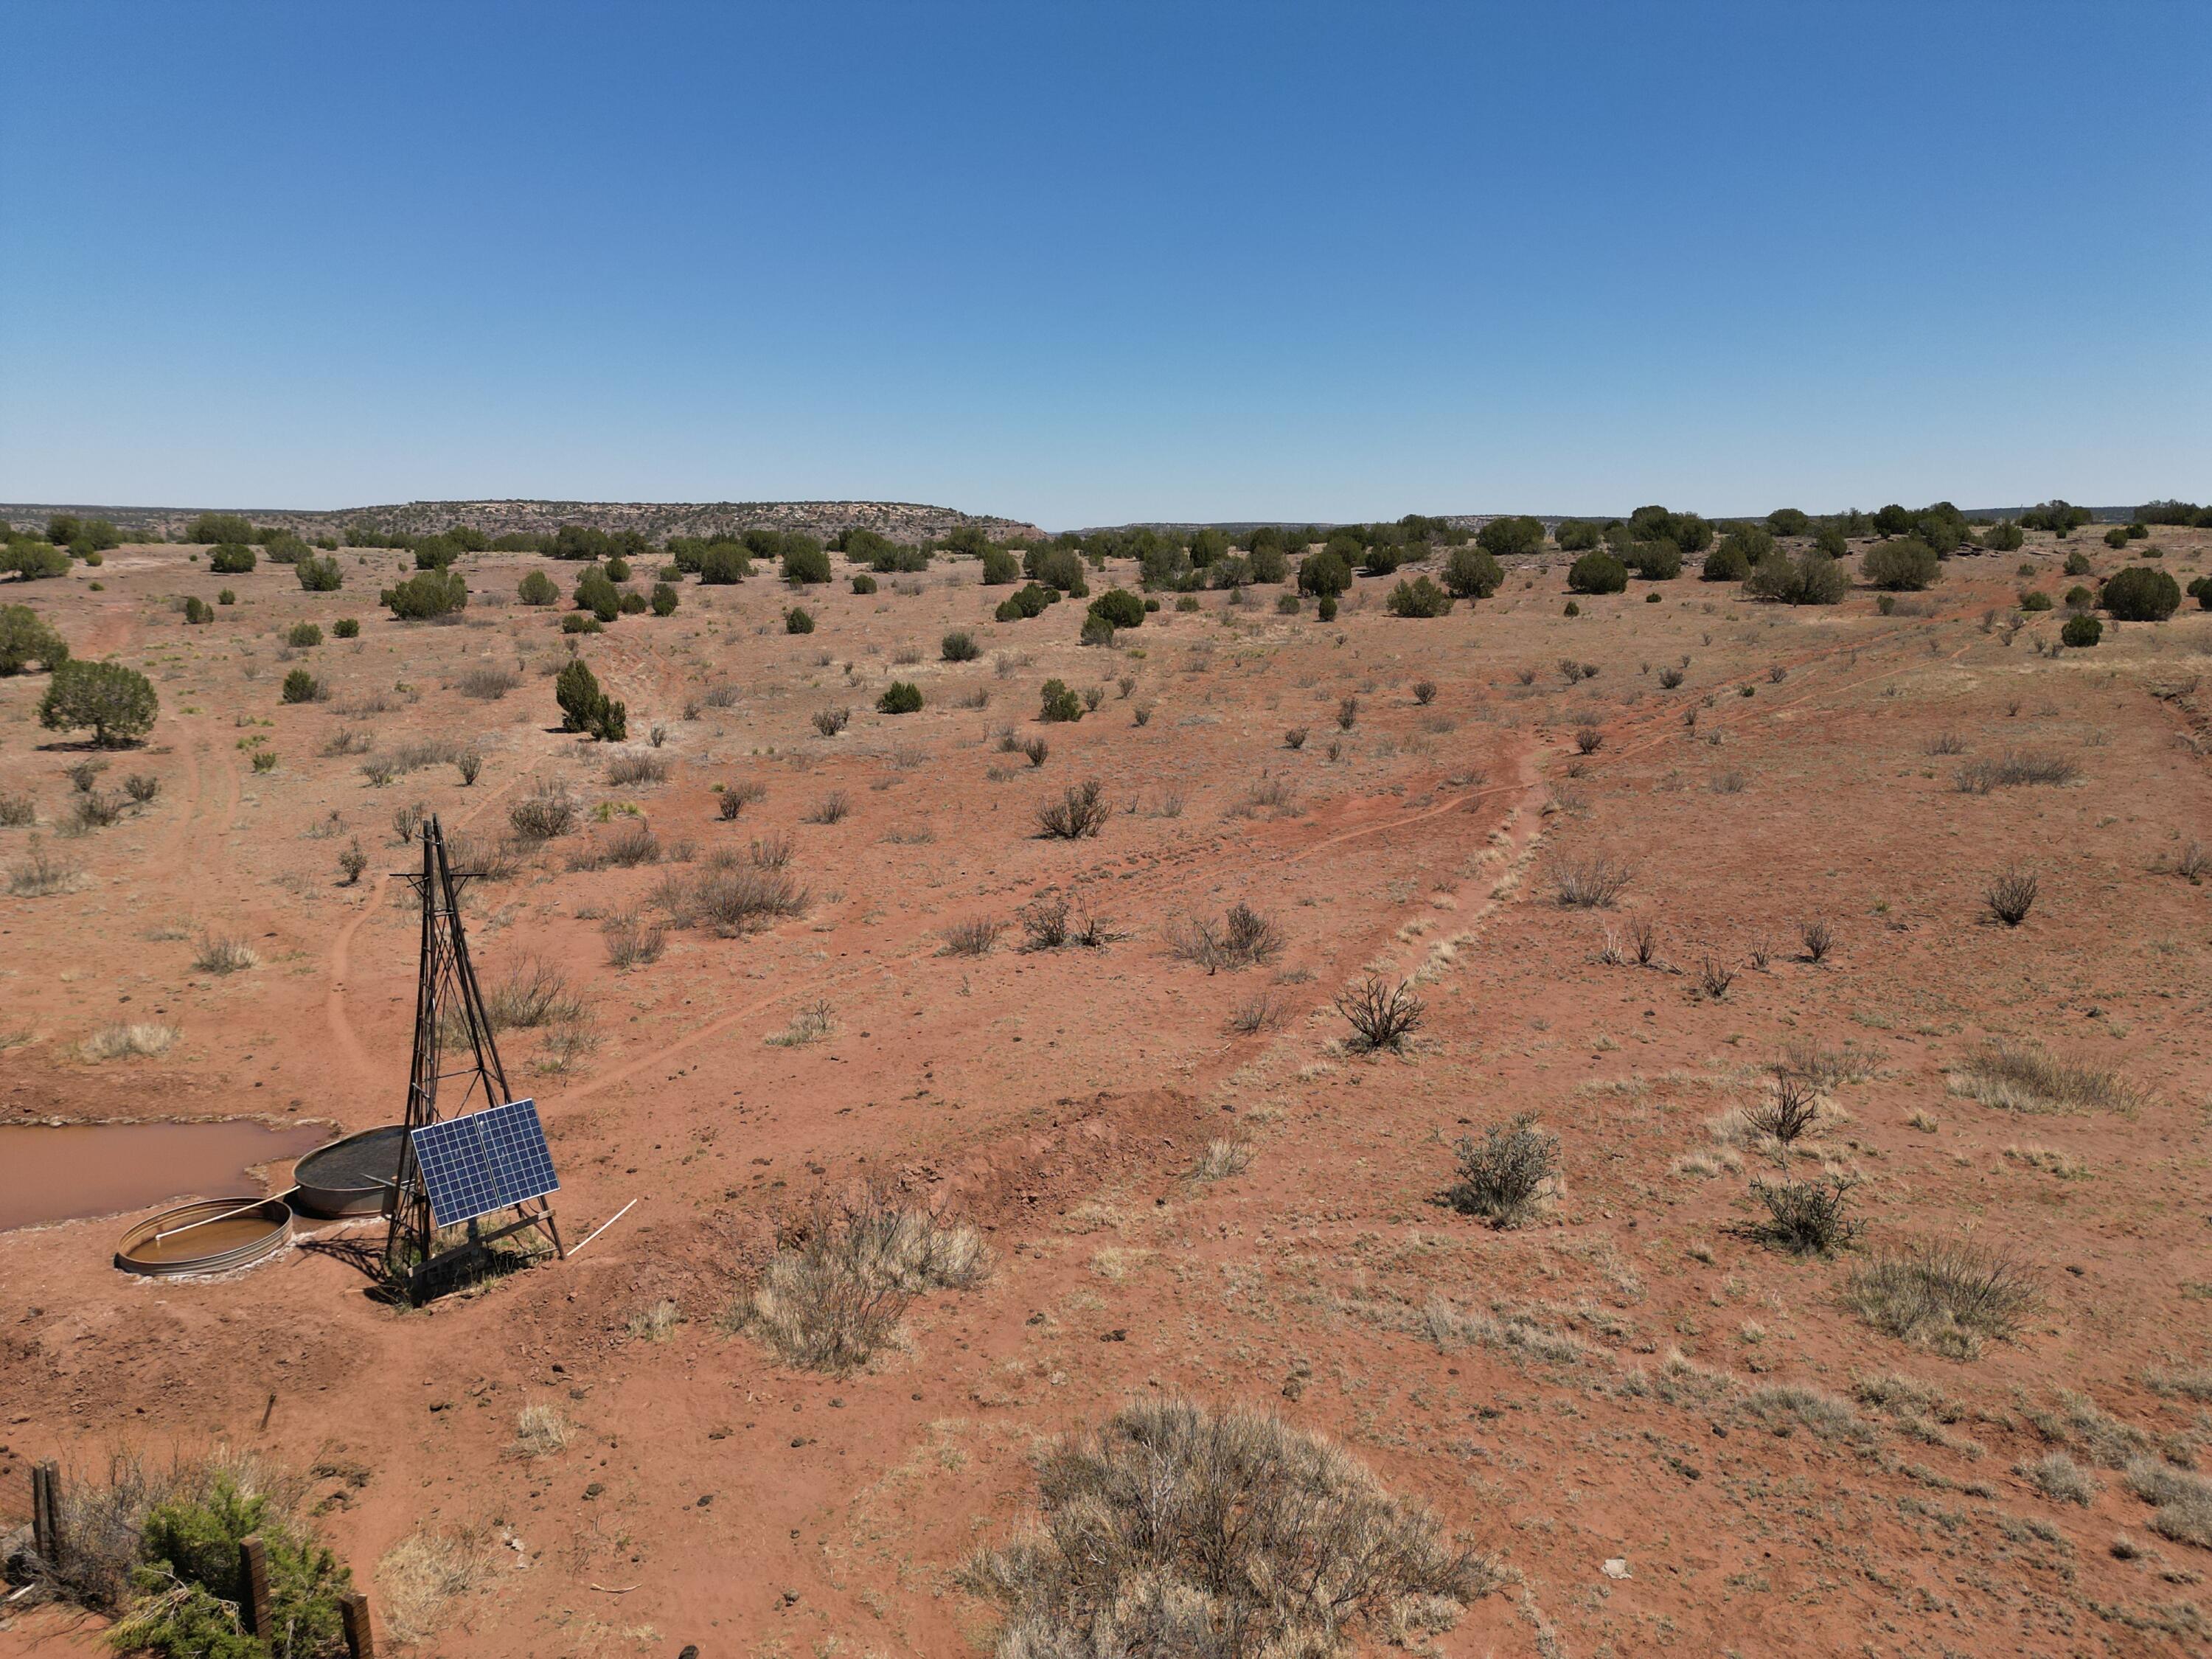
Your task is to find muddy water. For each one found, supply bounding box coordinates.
[122,1214,286,1265]
[0,1120,327,1232]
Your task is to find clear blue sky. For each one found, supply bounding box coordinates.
[2,1,2205,527]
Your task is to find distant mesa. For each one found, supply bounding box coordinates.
[0,498,1046,545]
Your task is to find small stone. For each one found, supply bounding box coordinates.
[1601,1558,1631,1580]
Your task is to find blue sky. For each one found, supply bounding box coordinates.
[1,1,2205,527]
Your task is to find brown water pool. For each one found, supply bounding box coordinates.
[0,1120,328,1232]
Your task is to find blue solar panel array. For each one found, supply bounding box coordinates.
[411,1098,560,1227]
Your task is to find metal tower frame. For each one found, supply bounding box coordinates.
[383,815,563,1293]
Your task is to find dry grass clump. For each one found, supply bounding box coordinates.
[1188,1137,1253,1183]
[2027,1391,2156,1470]
[1954,751,2081,793]
[477,957,582,1032]
[78,1023,178,1062]
[602,910,666,969]
[2143,1366,2212,1402]
[1742,1382,1866,1443]
[457,666,521,700]
[508,785,578,842]
[1447,1114,1559,1228]
[740,1189,990,1372]
[804,789,851,824]
[1419,1298,1586,1365]
[941,916,1005,956]
[1844,1239,2037,1359]
[605,748,669,787]
[764,999,835,1048]
[2126,1460,2212,1549]
[1780,1039,1879,1090]
[655,855,810,935]
[0,790,37,826]
[7,836,83,896]
[627,1298,683,1342]
[1552,855,1632,908]
[191,933,260,975]
[1947,1043,2139,1113]
[377,1521,501,1645]
[963,1398,1495,1658]
[2018,1452,2098,1506]
[568,817,661,871]
[1167,902,1284,972]
[513,1401,571,1458]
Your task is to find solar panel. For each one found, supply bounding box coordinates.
[410,1099,559,1227]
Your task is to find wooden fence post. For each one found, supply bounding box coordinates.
[237,1533,271,1638]
[340,1590,376,1658]
[29,1464,49,1561]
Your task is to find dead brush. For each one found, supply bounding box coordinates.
[473,958,582,1033]
[1168,902,1284,972]
[1746,1170,1863,1254]
[507,786,577,843]
[1035,779,1110,839]
[192,933,260,975]
[941,916,1005,956]
[1954,751,2081,793]
[1553,855,1632,908]
[804,790,851,824]
[7,837,83,897]
[1798,915,1837,963]
[1189,1137,1254,1181]
[1447,1113,1559,1228]
[1843,1239,2037,1360]
[813,706,851,737]
[1227,992,1284,1034]
[1573,723,1604,754]
[1696,956,1736,1000]
[1745,1071,1822,1144]
[1018,735,1050,767]
[2174,838,2210,883]
[1335,975,1422,1053]
[739,1187,990,1372]
[961,1398,1496,1658]
[1985,865,2038,925]
[601,910,666,969]
[658,859,809,936]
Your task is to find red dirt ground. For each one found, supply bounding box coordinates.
[4,528,2211,1655]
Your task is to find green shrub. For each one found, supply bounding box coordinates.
[1700,541,1749,581]
[2017,589,2053,612]
[560,611,599,634]
[2104,525,2130,549]
[380,568,467,620]
[1088,588,1146,630]
[2063,549,2093,577]
[650,581,679,617]
[1442,545,1502,598]
[3,540,72,580]
[877,680,923,714]
[187,512,254,544]
[995,582,1056,622]
[40,658,158,745]
[2064,585,2094,611]
[1385,574,1453,617]
[413,534,461,569]
[2189,576,2212,610]
[182,597,214,625]
[1476,515,1545,559]
[280,667,321,703]
[1813,523,1849,559]
[112,1472,352,1659]
[1745,549,1847,605]
[785,606,814,633]
[942,630,980,661]
[574,568,622,622]
[851,572,877,594]
[555,658,627,740]
[333,617,359,639]
[2100,566,2179,621]
[1862,537,1941,591]
[217,588,235,605]
[296,554,343,591]
[1297,548,1352,597]
[1275,591,1299,614]
[1360,542,1405,577]
[1031,546,1089,596]
[1245,543,1287,584]
[1039,678,1084,722]
[518,569,557,605]
[0,604,69,674]
[698,543,751,584]
[1624,539,1682,580]
[1984,521,2025,552]
[286,622,322,647]
[1317,596,1338,620]
[782,540,832,584]
[605,555,632,582]
[2062,613,2103,648]
[618,590,647,615]
[979,546,1021,585]
[1767,508,1809,537]
[1567,551,1627,594]
[207,543,256,575]
[1554,518,1601,552]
